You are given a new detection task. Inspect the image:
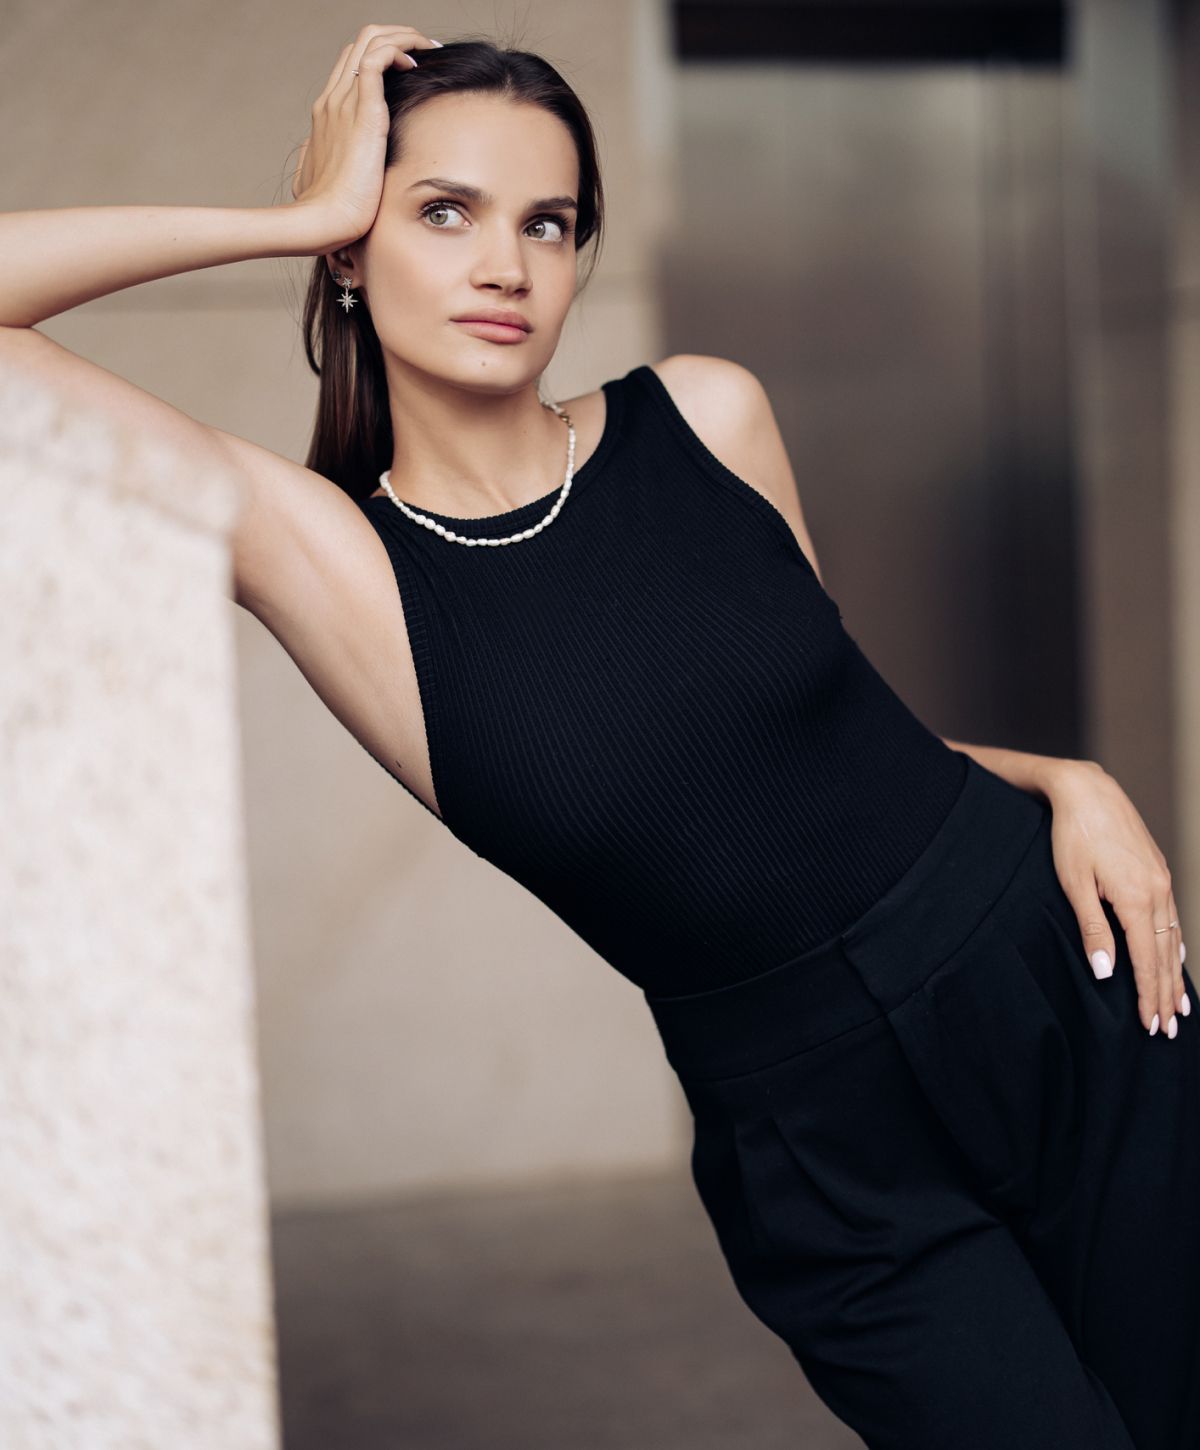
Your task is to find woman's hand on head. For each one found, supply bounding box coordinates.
[290,24,443,251]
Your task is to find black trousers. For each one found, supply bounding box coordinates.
[644,757,1200,1449]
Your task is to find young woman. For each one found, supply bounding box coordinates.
[4,25,1197,1449]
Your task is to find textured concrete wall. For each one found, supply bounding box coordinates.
[4,0,685,1212]
[0,365,280,1446]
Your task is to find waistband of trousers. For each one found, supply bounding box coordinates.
[643,755,1050,1083]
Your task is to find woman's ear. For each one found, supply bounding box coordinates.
[325,244,360,284]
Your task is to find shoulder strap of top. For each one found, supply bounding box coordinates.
[620,361,819,578]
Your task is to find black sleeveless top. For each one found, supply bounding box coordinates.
[356,363,968,997]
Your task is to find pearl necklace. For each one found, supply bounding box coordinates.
[376,400,576,546]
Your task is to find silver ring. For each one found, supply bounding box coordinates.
[1154,919,1181,934]
[353,68,360,76]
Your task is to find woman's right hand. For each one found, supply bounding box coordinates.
[290,23,443,253]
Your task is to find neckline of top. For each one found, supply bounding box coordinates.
[361,366,635,538]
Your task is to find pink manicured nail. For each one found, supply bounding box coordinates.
[1091,950,1113,980]
[1168,1015,1179,1039]
[1182,992,1191,1017]
[1182,940,1188,964]
[1149,1013,1160,1036]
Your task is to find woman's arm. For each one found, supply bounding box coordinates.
[939,736,1077,804]
[0,203,325,329]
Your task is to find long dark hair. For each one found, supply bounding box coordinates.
[300,38,606,501]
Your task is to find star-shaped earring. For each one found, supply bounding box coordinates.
[332,271,357,314]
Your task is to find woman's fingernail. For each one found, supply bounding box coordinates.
[1182,940,1187,964]
[1149,1013,1160,1036]
[1091,950,1113,979]
[430,39,445,46]
[1168,1014,1179,1039]
[1182,992,1191,1017]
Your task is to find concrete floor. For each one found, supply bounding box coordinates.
[271,1166,865,1449]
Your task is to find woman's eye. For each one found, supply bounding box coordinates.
[421,203,466,229]
[528,216,566,242]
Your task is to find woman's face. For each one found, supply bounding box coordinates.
[352,92,582,394]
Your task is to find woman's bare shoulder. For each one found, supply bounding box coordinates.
[211,424,416,670]
[645,352,770,444]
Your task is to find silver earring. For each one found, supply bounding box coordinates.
[332,271,357,314]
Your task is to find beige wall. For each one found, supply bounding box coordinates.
[6,0,687,1212]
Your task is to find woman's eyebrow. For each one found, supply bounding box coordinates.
[407,176,578,211]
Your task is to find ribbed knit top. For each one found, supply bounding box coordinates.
[356,362,968,997]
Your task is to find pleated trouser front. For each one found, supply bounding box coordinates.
[644,756,1200,1449]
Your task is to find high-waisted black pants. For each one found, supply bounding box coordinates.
[644,757,1200,1449]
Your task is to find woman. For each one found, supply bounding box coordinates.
[3,25,1197,1448]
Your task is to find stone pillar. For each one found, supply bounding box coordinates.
[0,364,280,1449]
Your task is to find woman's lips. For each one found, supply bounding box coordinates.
[452,319,529,344]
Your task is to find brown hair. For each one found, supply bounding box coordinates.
[300,38,606,501]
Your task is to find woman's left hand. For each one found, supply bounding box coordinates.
[1045,759,1189,1037]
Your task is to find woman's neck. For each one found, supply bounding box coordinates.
[380,373,569,516]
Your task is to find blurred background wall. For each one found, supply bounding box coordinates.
[4,0,1196,1214]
